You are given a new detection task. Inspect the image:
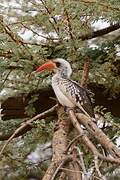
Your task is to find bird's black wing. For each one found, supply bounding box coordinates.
[58,78,95,117]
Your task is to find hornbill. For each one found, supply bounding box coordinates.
[35,58,94,118]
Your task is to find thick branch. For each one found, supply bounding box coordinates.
[68,110,120,164]
[42,107,71,180]
[80,23,120,40]
[76,113,120,158]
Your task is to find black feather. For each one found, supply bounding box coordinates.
[67,79,95,118]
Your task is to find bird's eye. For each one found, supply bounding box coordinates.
[55,62,61,68]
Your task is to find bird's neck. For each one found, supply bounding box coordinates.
[52,72,67,87]
[54,67,70,79]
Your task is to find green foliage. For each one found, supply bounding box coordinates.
[0,0,119,97]
[0,0,120,179]
[0,117,54,179]
[25,94,39,116]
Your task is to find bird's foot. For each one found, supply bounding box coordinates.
[64,106,74,113]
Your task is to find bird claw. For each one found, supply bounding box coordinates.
[64,106,81,114]
[64,106,74,113]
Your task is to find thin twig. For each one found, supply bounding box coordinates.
[66,134,82,152]
[61,0,75,40]
[51,156,73,180]
[77,147,87,175]
[94,155,106,180]
[21,23,59,41]
[0,104,58,156]
[60,167,102,180]
[0,70,12,92]
[0,18,33,57]
[40,0,61,38]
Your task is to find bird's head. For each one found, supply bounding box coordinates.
[35,58,72,78]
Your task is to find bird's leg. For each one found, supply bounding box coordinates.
[65,106,83,114]
[64,106,75,113]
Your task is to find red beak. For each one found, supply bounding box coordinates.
[35,61,56,73]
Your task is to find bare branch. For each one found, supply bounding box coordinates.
[21,23,59,41]
[40,0,61,39]
[0,19,24,46]
[60,167,102,180]
[51,155,73,180]
[66,134,82,152]
[61,0,75,40]
[80,23,120,40]
[68,110,120,164]
[42,106,71,180]
[94,155,106,180]
[77,147,87,176]
[0,70,12,91]
[66,160,82,180]
[80,58,90,87]
[76,113,120,158]
[0,104,58,156]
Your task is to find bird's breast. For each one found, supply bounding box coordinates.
[52,77,74,107]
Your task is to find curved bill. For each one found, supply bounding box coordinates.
[35,61,56,73]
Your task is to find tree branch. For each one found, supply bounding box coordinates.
[80,23,120,40]
[81,0,120,12]
[94,155,106,180]
[51,155,73,180]
[76,113,120,158]
[61,0,75,40]
[0,104,58,156]
[42,106,71,180]
[40,0,61,39]
[80,58,90,87]
[68,110,120,164]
